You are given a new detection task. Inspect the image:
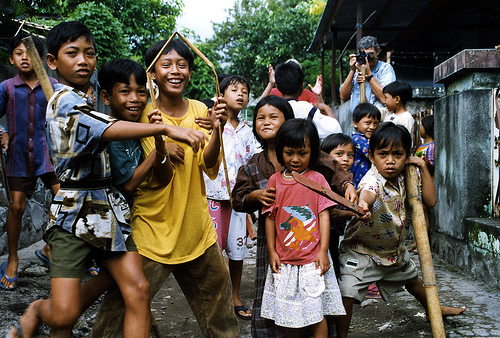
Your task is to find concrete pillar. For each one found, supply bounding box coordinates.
[433,49,500,288]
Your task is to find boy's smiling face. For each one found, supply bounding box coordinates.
[101,74,147,122]
[152,49,192,97]
[223,82,249,114]
[47,36,97,93]
[384,92,398,112]
[369,143,407,185]
[353,115,379,139]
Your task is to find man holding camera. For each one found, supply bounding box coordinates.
[340,36,396,114]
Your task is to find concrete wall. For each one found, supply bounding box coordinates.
[432,49,500,288]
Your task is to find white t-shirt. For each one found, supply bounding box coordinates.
[288,100,342,139]
[383,110,415,136]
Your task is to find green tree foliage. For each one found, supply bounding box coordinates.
[208,0,331,101]
[184,39,223,101]
[4,0,183,65]
[70,2,130,69]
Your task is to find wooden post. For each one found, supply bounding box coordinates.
[359,67,367,103]
[404,165,445,338]
[356,0,363,48]
[331,28,337,105]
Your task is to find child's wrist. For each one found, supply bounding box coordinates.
[156,149,170,164]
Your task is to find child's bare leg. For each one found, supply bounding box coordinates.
[229,259,251,317]
[2,191,27,289]
[38,184,60,261]
[10,270,115,338]
[7,300,42,338]
[101,251,150,338]
[405,277,466,317]
[335,297,355,338]
[9,278,82,337]
[283,327,301,338]
[311,317,328,338]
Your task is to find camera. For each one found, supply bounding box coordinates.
[356,50,368,65]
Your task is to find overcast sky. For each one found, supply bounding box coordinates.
[175,0,235,40]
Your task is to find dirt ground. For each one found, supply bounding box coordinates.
[0,238,469,337]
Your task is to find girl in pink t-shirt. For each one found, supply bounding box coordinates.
[261,119,345,337]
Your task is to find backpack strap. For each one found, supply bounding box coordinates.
[307,106,318,121]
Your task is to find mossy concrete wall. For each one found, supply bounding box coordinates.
[432,49,500,288]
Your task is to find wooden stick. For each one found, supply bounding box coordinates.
[404,164,445,338]
[21,36,54,101]
[146,31,230,196]
[359,66,367,103]
[292,171,364,216]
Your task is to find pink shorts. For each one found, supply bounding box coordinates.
[207,199,247,260]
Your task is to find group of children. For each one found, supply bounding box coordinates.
[0,20,465,338]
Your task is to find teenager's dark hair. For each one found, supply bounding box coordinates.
[276,118,320,167]
[253,95,295,149]
[274,60,304,96]
[421,115,434,139]
[383,80,413,104]
[145,39,193,71]
[46,21,96,57]
[369,122,411,156]
[321,133,355,154]
[98,59,146,94]
[201,98,215,109]
[9,33,44,58]
[352,102,381,123]
[220,75,251,95]
[217,73,228,86]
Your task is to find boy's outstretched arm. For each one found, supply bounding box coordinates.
[102,121,208,153]
[355,189,376,222]
[203,98,228,168]
[407,156,437,207]
[117,151,155,196]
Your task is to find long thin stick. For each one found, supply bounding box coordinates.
[404,164,445,338]
[147,31,230,196]
[359,67,367,103]
[22,36,54,100]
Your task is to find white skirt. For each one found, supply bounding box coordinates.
[261,258,346,328]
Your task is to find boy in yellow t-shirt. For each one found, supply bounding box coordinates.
[91,39,238,337]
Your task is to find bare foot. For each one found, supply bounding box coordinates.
[441,305,466,317]
[426,306,466,321]
[1,257,18,289]
[7,300,43,338]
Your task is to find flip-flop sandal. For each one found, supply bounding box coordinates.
[86,267,100,277]
[234,305,252,320]
[0,261,17,291]
[35,250,50,268]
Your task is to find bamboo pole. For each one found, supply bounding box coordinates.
[359,67,367,103]
[404,164,445,338]
[22,36,54,100]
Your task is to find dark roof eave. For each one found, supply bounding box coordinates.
[307,0,341,52]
